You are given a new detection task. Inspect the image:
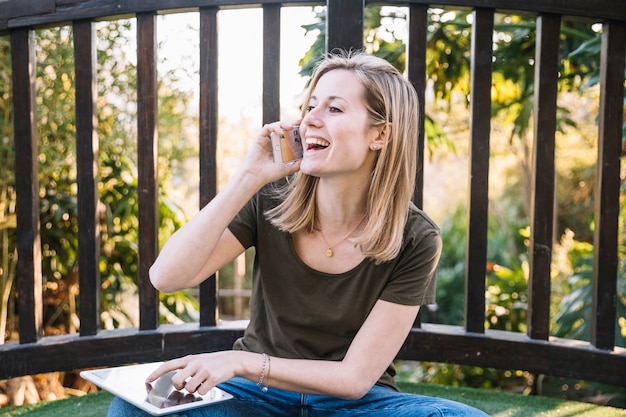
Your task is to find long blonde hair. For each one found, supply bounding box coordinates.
[266,50,419,264]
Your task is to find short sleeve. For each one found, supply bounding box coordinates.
[378,208,442,306]
[227,194,258,250]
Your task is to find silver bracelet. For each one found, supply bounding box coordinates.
[257,353,270,392]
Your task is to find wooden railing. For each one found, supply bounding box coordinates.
[1,0,625,389]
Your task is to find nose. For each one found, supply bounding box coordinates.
[302,107,322,129]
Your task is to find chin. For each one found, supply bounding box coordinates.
[298,161,316,176]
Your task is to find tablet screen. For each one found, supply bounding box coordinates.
[81,362,233,416]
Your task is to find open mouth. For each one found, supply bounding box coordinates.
[306,138,330,150]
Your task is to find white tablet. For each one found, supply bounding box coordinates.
[81,362,233,416]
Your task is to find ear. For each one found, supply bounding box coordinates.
[370,123,391,151]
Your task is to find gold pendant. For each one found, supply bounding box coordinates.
[325,248,333,257]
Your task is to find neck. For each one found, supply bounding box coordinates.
[315,178,368,229]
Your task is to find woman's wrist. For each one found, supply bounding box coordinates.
[235,168,268,192]
[234,351,265,381]
[256,353,271,392]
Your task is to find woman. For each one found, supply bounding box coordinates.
[107,50,488,416]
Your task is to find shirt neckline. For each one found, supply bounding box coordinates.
[286,233,370,278]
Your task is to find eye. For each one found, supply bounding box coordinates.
[305,105,315,113]
[329,106,342,113]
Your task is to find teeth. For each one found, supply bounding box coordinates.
[306,138,330,148]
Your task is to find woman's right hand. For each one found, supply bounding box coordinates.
[240,122,302,187]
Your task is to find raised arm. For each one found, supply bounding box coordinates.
[149,123,301,293]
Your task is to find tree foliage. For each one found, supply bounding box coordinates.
[0,19,200,340]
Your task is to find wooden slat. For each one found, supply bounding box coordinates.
[397,324,626,387]
[262,3,281,124]
[1,323,625,387]
[136,12,160,330]
[199,7,220,327]
[527,13,560,341]
[198,7,219,216]
[2,1,315,36]
[0,324,246,379]
[401,0,626,22]
[408,4,428,209]
[4,0,626,36]
[407,4,428,328]
[11,29,43,345]
[326,0,363,53]
[592,21,626,350]
[465,8,493,334]
[0,0,54,33]
[73,19,101,336]
[5,0,626,37]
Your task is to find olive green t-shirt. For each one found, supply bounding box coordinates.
[228,188,441,391]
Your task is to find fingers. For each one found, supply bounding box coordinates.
[177,371,206,393]
[169,360,205,392]
[259,123,279,141]
[146,356,216,395]
[146,358,186,383]
[260,121,300,144]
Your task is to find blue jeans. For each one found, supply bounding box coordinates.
[106,377,489,416]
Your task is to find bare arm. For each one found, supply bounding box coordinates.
[150,123,301,293]
[148,300,419,400]
[263,299,419,399]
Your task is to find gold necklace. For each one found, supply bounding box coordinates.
[318,214,366,257]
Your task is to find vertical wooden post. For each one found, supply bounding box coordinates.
[465,8,494,334]
[408,5,428,209]
[408,4,429,327]
[263,3,281,124]
[137,12,160,330]
[528,14,561,341]
[11,28,43,344]
[592,21,626,350]
[74,19,101,336]
[326,0,364,52]
[199,7,219,327]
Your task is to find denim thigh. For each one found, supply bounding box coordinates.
[304,384,489,417]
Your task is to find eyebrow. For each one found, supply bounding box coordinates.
[309,94,348,102]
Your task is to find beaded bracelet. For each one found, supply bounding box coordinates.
[257,353,271,392]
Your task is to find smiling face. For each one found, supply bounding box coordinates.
[299,69,382,181]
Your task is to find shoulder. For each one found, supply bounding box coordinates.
[398,202,442,261]
[405,202,440,239]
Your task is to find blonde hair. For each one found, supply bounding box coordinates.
[266,50,419,264]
